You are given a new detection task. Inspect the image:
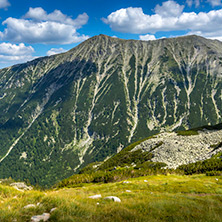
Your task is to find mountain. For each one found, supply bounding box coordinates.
[0,34,222,186]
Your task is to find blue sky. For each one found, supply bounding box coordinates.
[0,0,222,68]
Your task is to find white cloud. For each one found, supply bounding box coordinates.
[154,1,184,17]
[0,7,89,44]
[139,34,156,41]
[0,42,34,65]
[0,0,10,9]
[206,0,222,7]
[47,47,67,56]
[24,7,88,28]
[103,0,222,41]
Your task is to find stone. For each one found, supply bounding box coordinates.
[50,208,57,213]
[31,213,50,222]
[104,196,121,202]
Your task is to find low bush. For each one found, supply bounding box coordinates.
[206,171,222,176]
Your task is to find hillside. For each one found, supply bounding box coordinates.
[1,175,222,222]
[1,35,222,186]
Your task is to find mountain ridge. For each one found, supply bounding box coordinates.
[0,34,222,186]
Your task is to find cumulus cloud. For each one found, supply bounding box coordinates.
[0,0,10,9]
[103,0,222,41]
[0,7,89,44]
[155,1,184,17]
[47,47,67,56]
[0,42,34,65]
[139,34,156,41]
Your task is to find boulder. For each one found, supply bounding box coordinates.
[10,182,32,191]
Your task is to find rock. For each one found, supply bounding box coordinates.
[104,196,121,202]
[10,182,32,191]
[126,190,131,192]
[24,204,36,209]
[31,213,50,222]
[144,180,148,182]
[89,194,102,199]
[50,207,57,213]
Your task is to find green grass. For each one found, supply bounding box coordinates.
[1,174,222,221]
[95,135,157,171]
[176,130,199,136]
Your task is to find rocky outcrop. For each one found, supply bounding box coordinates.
[10,182,33,191]
[132,129,222,168]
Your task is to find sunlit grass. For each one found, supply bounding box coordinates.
[0,174,222,221]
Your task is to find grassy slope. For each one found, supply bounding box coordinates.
[1,174,222,222]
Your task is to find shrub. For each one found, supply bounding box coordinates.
[206,171,222,176]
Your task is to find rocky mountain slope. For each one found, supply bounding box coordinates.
[0,35,222,186]
[132,128,222,169]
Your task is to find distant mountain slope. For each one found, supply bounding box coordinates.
[0,35,222,186]
[90,123,222,172]
[131,127,222,169]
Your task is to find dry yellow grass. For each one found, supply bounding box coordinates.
[1,174,222,221]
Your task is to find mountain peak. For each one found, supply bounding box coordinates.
[1,33,222,186]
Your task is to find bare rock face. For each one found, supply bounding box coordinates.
[132,129,222,168]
